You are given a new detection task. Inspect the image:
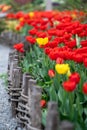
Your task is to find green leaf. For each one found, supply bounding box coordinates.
[85,118,87,129]
[76,34,81,48]
[58,87,64,104]
[75,123,83,130]
[42,109,47,127]
[84,108,87,115]
[49,86,57,102]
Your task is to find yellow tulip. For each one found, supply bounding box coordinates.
[71,14,77,19]
[36,37,48,46]
[55,64,70,74]
[29,12,34,18]
[67,69,71,77]
[43,37,49,45]
[19,17,24,22]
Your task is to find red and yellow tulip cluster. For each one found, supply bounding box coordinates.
[11,10,87,128]
[11,10,87,94]
[6,10,87,30]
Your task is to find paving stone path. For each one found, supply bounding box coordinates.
[0,44,18,130]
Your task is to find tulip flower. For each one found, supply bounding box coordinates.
[55,64,70,75]
[29,12,34,18]
[26,36,36,44]
[67,69,71,77]
[40,100,46,107]
[13,43,24,53]
[15,25,21,31]
[36,37,48,46]
[82,82,87,94]
[56,57,64,64]
[48,69,55,78]
[69,72,80,84]
[83,58,87,68]
[62,80,77,92]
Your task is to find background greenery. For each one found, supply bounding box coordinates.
[0,0,87,12]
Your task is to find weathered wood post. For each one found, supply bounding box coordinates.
[29,90,42,130]
[44,0,52,10]
[60,120,74,130]
[16,73,33,126]
[11,67,22,117]
[45,101,59,130]
[28,79,37,109]
[8,51,14,76]
[8,50,18,80]
[26,79,42,130]
[12,67,21,93]
[30,93,41,129]
[22,73,33,96]
[8,58,19,93]
[9,59,18,82]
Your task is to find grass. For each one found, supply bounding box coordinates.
[0,73,8,87]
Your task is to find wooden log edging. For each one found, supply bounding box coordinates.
[16,73,33,126]
[11,67,22,116]
[60,120,74,130]
[45,102,59,130]
[0,31,32,51]
[7,50,74,130]
[7,50,23,117]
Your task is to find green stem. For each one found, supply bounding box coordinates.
[69,93,74,120]
[76,92,82,121]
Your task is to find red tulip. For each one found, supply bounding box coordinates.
[65,40,76,48]
[44,47,52,55]
[81,40,87,47]
[13,43,24,50]
[73,54,83,63]
[15,25,21,31]
[26,36,36,44]
[69,72,80,84]
[82,82,87,94]
[28,28,37,35]
[19,48,25,53]
[13,43,24,53]
[62,80,76,92]
[48,69,55,78]
[40,100,46,107]
[56,57,64,64]
[83,58,87,68]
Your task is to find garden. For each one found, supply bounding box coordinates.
[0,0,87,130]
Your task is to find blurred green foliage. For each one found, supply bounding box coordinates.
[0,0,44,12]
[54,0,87,11]
[65,0,87,11]
[0,20,6,33]
[0,0,87,12]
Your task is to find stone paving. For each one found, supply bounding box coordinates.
[0,44,18,130]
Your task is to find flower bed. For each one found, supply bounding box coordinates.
[7,10,87,130]
[8,50,74,130]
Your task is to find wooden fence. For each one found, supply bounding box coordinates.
[0,31,31,51]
